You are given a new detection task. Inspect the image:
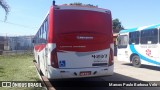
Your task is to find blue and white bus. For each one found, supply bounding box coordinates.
[117,24,160,67]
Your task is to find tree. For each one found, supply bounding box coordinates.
[112,18,124,33]
[0,0,9,21]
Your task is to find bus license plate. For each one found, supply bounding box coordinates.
[80,71,91,76]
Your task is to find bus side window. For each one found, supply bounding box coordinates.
[151,29,158,44]
[159,29,160,43]
[42,17,48,44]
[140,29,158,44]
[117,35,128,48]
[129,31,139,44]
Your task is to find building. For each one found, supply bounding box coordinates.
[113,33,118,46]
[8,36,34,50]
[0,35,34,51]
[0,36,5,50]
[113,33,118,56]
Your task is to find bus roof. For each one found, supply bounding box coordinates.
[55,5,111,13]
[119,24,160,33]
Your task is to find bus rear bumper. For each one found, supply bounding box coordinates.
[47,65,114,79]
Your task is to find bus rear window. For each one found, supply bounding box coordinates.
[54,10,112,34]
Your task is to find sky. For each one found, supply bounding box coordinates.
[0,0,160,36]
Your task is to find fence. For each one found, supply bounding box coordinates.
[0,35,34,55]
[1,50,33,55]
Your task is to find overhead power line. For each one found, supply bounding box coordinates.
[0,20,38,29]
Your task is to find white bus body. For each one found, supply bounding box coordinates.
[117,24,160,67]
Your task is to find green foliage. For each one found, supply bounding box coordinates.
[0,54,44,90]
[0,54,39,81]
[0,0,10,21]
[112,18,124,33]
[70,2,83,6]
[69,2,98,7]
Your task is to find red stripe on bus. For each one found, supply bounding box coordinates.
[48,6,55,43]
[34,44,46,52]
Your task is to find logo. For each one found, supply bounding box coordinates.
[146,49,151,56]
[2,82,11,87]
[77,36,93,40]
[1,82,43,87]
[59,60,66,67]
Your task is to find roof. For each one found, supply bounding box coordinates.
[55,5,111,13]
[119,24,160,33]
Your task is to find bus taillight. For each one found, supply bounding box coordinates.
[51,49,59,68]
[109,48,114,66]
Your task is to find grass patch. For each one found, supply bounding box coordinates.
[0,54,45,90]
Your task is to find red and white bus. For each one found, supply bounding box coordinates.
[33,3,114,79]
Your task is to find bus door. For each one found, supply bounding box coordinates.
[117,35,129,61]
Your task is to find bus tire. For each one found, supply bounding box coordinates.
[132,55,141,68]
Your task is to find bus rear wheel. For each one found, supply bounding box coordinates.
[132,55,141,68]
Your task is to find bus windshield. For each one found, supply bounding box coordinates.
[54,10,112,34]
